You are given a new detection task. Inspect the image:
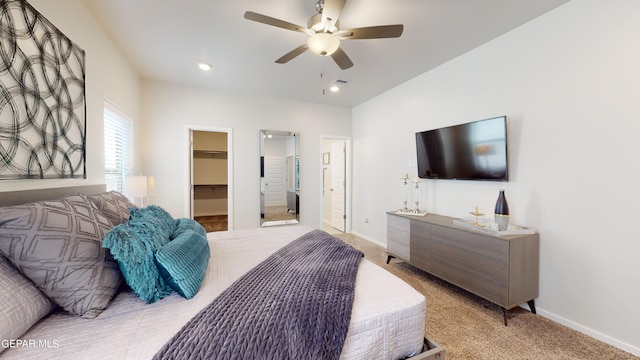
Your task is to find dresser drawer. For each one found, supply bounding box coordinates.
[388,213,409,230]
[431,258,508,306]
[431,240,508,284]
[387,215,410,260]
[431,225,508,262]
[410,233,430,271]
[410,220,430,237]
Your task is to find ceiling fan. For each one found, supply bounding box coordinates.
[244,0,404,70]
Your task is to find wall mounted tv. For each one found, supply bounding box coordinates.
[415,116,508,181]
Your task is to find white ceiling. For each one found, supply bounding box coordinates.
[81,0,569,107]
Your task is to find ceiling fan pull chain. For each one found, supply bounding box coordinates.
[321,57,325,95]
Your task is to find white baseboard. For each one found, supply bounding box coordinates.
[536,308,639,356]
[349,231,387,249]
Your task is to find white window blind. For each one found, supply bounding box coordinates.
[104,102,133,193]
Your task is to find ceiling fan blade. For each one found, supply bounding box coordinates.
[336,24,404,39]
[275,44,309,64]
[331,47,354,70]
[244,11,310,34]
[321,0,346,30]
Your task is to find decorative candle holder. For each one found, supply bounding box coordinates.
[469,206,485,227]
[413,177,422,213]
[396,174,427,216]
[401,174,409,212]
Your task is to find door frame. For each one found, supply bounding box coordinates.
[183,125,234,230]
[320,135,352,233]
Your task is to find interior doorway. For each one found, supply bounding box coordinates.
[186,126,233,232]
[321,136,351,234]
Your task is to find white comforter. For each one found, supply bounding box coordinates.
[1,226,425,359]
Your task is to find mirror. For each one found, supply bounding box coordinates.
[260,130,300,226]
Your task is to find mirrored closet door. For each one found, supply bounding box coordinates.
[260,130,300,227]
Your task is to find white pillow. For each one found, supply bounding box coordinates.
[0,255,54,354]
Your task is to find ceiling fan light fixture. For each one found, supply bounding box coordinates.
[307,32,340,56]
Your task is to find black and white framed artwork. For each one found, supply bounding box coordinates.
[0,0,86,179]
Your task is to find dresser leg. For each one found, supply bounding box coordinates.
[503,301,536,326]
[386,255,395,264]
[503,308,508,326]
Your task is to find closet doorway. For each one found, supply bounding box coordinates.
[187,126,233,232]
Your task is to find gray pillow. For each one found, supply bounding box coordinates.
[0,255,55,354]
[86,191,136,226]
[0,194,123,318]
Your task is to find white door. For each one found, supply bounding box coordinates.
[264,156,286,206]
[330,142,346,231]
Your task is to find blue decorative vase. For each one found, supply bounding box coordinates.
[494,189,510,231]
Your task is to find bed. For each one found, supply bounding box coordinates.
[0,186,442,359]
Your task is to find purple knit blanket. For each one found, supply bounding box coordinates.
[153,229,364,360]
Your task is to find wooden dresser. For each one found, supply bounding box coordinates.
[387,212,539,325]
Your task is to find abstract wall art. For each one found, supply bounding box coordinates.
[0,0,86,179]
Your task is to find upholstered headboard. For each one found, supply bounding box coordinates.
[0,184,106,207]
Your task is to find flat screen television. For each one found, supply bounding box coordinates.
[415,116,508,181]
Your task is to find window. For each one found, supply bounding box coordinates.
[104,101,133,193]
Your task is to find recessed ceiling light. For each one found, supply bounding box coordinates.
[198,62,212,71]
[327,79,348,94]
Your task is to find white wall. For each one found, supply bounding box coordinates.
[0,0,141,194]
[140,80,351,229]
[351,0,640,355]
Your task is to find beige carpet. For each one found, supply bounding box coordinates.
[195,215,228,232]
[261,205,299,223]
[333,232,638,360]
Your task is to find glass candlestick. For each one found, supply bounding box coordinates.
[413,177,421,213]
[401,174,409,211]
